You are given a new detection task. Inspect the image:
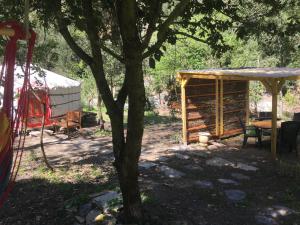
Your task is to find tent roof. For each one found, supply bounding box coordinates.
[178,67,300,81]
[14,66,81,89]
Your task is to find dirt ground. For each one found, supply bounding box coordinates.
[0,114,300,225]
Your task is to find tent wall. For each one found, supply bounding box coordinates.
[49,85,81,118]
[182,78,248,144]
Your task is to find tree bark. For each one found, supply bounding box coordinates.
[115,1,145,223]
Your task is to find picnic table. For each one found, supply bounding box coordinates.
[251,120,282,129]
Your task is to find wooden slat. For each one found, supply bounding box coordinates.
[223,108,245,114]
[222,128,243,136]
[216,79,219,136]
[186,83,215,87]
[220,79,224,135]
[186,93,216,98]
[245,81,250,125]
[223,90,247,95]
[187,123,215,132]
[181,78,188,145]
[271,80,278,160]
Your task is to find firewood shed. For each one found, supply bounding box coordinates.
[177,68,300,159]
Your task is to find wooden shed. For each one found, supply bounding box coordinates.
[177,68,300,159]
[177,76,249,143]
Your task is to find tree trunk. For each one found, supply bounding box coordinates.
[117,57,144,223]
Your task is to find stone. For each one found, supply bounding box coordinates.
[224,189,246,202]
[170,145,190,151]
[175,153,190,160]
[183,164,203,171]
[255,215,278,225]
[157,156,168,162]
[190,146,207,151]
[230,173,250,180]
[139,161,157,170]
[92,191,120,209]
[207,145,218,151]
[206,157,233,167]
[78,203,92,217]
[194,180,214,189]
[262,205,295,218]
[234,162,258,171]
[75,216,85,224]
[86,209,102,224]
[159,165,185,178]
[217,179,239,185]
[210,142,226,148]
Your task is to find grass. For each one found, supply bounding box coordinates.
[144,110,180,126]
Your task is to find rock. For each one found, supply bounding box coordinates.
[255,215,278,225]
[157,156,168,162]
[75,216,85,224]
[207,145,218,151]
[92,191,120,209]
[170,145,190,151]
[175,153,190,160]
[230,173,250,180]
[224,189,246,202]
[159,165,185,178]
[206,157,233,167]
[194,180,214,189]
[78,203,92,217]
[210,142,226,148]
[234,162,258,171]
[262,205,295,218]
[190,146,207,151]
[217,179,239,185]
[86,209,102,224]
[183,164,203,171]
[139,161,157,170]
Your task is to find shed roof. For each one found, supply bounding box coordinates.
[178,68,300,81]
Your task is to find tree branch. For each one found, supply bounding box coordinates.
[141,0,162,50]
[82,0,120,115]
[58,23,93,66]
[99,41,124,63]
[142,0,191,59]
[175,31,207,43]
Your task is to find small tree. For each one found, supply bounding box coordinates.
[2,0,286,223]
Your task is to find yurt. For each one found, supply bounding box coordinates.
[0,66,82,128]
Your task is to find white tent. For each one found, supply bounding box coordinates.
[0,66,81,118]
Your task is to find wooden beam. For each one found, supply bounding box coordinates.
[215,79,219,136]
[0,28,15,37]
[277,78,286,94]
[271,79,278,160]
[220,79,224,135]
[261,80,273,93]
[181,78,188,145]
[245,81,250,125]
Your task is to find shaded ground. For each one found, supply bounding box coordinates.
[0,113,300,225]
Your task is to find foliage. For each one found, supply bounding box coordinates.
[249,81,265,112]
[283,89,298,108]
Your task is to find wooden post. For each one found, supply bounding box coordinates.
[271,79,278,160]
[215,80,219,136]
[220,79,224,135]
[181,78,188,145]
[245,81,250,125]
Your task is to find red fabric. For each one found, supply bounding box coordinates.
[0,21,36,207]
[26,89,52,128]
